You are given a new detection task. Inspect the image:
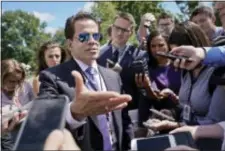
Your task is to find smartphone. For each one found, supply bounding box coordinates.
[131,132,195,151]
[149,108,175,121]
[131,134,176,151]
[13,95,69,150]
[156,52,194,62]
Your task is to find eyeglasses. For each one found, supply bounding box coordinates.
[112,24,131,33]
[75,32,101,43]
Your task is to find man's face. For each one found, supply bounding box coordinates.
[215,2,225,29]
[111,17,133,46]
[157,18,174,37]
[68,19,100,65]
[191,13,215,35]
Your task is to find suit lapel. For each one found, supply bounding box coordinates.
[120,45,134,67]
[98,66,116,91]
[98,45,113,66]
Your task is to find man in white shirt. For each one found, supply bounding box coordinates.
[38,11,133,151]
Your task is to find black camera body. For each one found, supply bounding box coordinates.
[131,59,149,76]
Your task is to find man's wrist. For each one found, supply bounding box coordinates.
[70,104,86,121]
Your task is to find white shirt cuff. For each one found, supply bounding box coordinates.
[66,102,86,129]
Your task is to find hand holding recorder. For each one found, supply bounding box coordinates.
[169,46,205,70]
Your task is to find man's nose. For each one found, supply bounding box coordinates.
[88,35,98,45]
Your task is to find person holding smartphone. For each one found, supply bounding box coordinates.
[165,121,225,151]
[1,108,27,151]
[135,30,181,128]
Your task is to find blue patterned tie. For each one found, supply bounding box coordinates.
[85,67,112,150]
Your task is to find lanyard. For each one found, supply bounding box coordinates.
[186,66,207,106]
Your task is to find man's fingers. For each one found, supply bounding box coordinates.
[44,130,64,150]
[170,47,185,56]
[71,71,87,95]
[107,95,131,107]
[84,91,121,101]
[110,102,128,111]
[169,126,189,134]
[93,94,131,109]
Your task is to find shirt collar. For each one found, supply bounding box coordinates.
[73,57,98,73]
[112,42,131,53]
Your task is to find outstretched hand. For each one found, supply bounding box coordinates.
[70,71,132,120]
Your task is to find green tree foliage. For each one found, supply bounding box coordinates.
[2,10,51,70]
[91,2,117,45]
[52,28,66,45]
[113,1,164,29]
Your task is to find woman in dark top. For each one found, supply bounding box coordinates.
[136,30,181,127]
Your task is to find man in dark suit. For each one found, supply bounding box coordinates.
[98,12,148,110]
[38,11,133,151]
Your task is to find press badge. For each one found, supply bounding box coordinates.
[183,104,191,121]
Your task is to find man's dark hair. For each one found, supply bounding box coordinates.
[157,12,174,24]
[64,11,99,40]
[190,5,214,20]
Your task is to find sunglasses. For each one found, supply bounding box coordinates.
[76,32,101,43]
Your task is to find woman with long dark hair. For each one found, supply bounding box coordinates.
[136,30,181,127]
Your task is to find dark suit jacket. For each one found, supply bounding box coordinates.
[97,43,148,110]
[38,59,133,151]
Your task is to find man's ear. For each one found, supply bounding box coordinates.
[65,39,72,50]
